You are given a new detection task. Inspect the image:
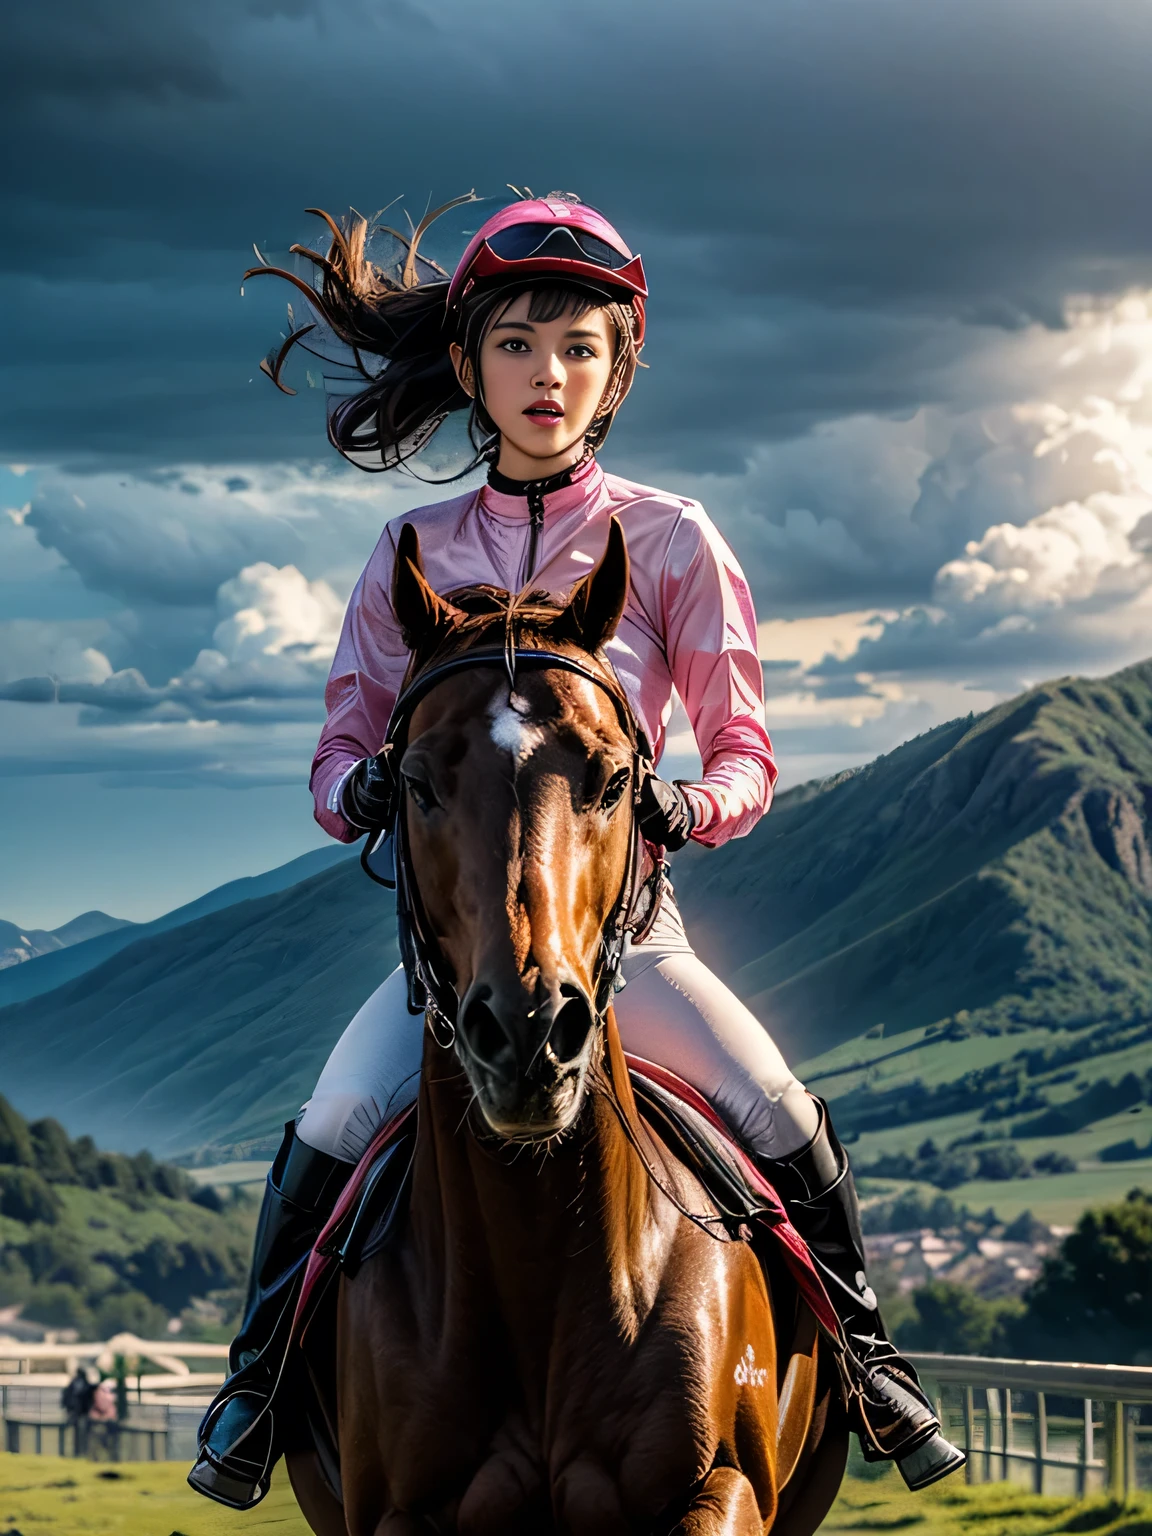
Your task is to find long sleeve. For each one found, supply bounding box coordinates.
[661,507,776,847]
[309,529,409,841]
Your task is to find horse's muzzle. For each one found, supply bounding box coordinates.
[456,980,597,1139]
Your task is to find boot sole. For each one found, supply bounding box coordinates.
[897,1433,967,1491]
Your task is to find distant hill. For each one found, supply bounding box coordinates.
[0,841,356,1007]
[677,659,1152,1057]
[0,911,133,971]
[0,859,397,1159]
[3,659,1152,1168]
[0,1092,253,1340]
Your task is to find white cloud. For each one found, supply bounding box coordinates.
[0,698,317,789]
[210,562,344,665]
[809,291,1152,688]
[20,460,442,612]
[20,562,343,722]
[0,620,114,687]
[182,561,345,703]
[9,291,1152,796]
[934,390,1152,619]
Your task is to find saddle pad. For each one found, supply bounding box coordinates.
[293,1101,416,1343]
[625,1055,840,1340]
[293,1066,840,1345]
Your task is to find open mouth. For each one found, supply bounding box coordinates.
[524,402,564,421]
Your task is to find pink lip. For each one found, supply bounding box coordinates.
[524,400,564,423]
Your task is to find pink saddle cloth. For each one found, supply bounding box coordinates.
[293,1056,839,1342]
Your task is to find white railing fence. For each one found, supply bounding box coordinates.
[2,1339,1150,1483]
[0,1333,228,1462]
[909,1353,1152,1497]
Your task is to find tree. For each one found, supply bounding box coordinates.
[1009,1188,1152,1363]
[0,1167,61,1224]
[0,1096,35,1167]
[896,1280,1021,1356]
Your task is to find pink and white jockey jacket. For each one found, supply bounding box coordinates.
[311,455,776,848]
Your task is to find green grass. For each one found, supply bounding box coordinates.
[938,1164,1152,1226]
[841,1107,1152,1170]
[795,1011,1152,1230]
[797,1027,1056,1101]
[828,1469,1152,1536]
[187,1162,270,1189]
[0,1452,309,1533]
[2,1455,1148,1536]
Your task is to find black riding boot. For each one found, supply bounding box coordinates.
[188,1123,352,1509]
[760,1101,966,1491]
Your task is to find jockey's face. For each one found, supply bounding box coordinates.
[451,292,616,481]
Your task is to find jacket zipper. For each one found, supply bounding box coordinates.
[522,486,545,587]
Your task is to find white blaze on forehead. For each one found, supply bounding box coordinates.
[488,690,546,762]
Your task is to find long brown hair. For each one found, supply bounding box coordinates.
[244,200,642,477]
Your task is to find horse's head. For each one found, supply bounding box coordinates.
[392,518,636,1141]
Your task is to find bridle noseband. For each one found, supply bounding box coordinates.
[361,643,667,1040]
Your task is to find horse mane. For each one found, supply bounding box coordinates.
[445,582,564,634]
[409,581,590,677]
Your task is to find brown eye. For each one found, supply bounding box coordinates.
[403,773,440,814]
[600,767,630,815]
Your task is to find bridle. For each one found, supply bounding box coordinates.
[360,640,667,1042]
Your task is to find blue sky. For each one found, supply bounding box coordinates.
[5,0,1152,927]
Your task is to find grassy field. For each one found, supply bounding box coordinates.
[0,1452,310,1534]
[794,1021,1152,1228]
[2,1453,1150,1535]
[187,1162,270,1190]
[830,1465,1152,1536]
[857,1164,1152,1228]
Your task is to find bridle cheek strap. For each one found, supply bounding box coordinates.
[359,646,668,1031]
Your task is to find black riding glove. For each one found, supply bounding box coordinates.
[636,774,695,852]
[341,752,396,833]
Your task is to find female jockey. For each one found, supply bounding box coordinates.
[190,193,962,1507]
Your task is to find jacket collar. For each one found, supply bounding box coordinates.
[480,451,603,521]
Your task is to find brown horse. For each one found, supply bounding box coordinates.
[287,519,848,1534]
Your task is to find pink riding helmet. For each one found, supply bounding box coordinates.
[446,195,647,345]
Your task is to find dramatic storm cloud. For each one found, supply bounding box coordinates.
[4,0,1152,923]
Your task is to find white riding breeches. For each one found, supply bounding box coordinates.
[295,895,818,1166]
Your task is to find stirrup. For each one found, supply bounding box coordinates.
[851,1350,965,1486]
[187,1390,275,1510]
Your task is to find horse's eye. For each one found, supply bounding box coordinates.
[599,767,630,815]
[404,774,439,814]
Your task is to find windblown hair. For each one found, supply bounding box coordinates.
[244,198,642,477]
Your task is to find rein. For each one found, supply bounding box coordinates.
[360,639,667,1037]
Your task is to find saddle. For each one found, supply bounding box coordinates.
[291,1057,839,1351]
[281,1063,842,1502]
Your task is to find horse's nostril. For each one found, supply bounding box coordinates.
[461,996,512,1069]
[548,994,593,1065]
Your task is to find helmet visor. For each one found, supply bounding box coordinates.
[484,222,633,272]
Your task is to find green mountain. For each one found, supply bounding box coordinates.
[0,841,356,1008]
[678,658,1152,1056]
[3,659,1152,1176]
[673,659,1152,1222]
[0,1092,254,1340]
[0,860,397,1159]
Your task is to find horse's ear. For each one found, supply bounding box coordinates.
[392,523,461,648]
[559,517,630,653]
